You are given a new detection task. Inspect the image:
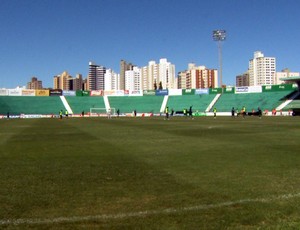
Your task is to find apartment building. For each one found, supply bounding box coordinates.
[140,59,175,90]
[105,69,120,90]
[177,63,218,89]
[125,66,141,90]
[27,77,43,89]
[249,51,276,86]
[88,62,106,90]
[120,60,135,90]
[236,72,249,86]
[53,72,83,90]
[53,71,72,90]
[275,68,300,85]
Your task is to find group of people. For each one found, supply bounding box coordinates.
[229,106,247,118]
[230,106,262,118]
[164,106,193,119]
[58,106,264,119]
[163,105,263,119]
[59,110,68,119]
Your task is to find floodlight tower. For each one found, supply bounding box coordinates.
[213,30,226,88]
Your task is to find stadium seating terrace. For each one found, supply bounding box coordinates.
[108,96,164,114]
[167,94,215,112]
[0,87,298,116]
[65,96,105,114]
[0,96,63,115]
[214,91,295,112]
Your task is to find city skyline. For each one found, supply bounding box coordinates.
[1,0,300,88]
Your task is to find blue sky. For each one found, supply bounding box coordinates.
[0,0,300,88]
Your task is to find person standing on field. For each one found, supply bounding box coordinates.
[231,107,235,117]
[258,107,262,118]
[183,108,187,117]
[242,106,246,118]
[165,106,169,120]
[189,106,193,119]
[213,107,217,118]
[171,108,174,116]
[107,108,112,119]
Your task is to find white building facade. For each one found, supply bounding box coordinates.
[177,63,218,89]
[88,62,106,90]
[249,51,276,86]
[275,68,300,85]
[140,58,176,90]
[105,69,120,90]
[125,66,141,90]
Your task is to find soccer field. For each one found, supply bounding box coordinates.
[1,116,300,229]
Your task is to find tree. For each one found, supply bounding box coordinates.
[159,81,163,90]
[154,81,157,90]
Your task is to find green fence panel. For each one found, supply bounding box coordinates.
[209,88,222,94]
[182,89,195,95]
[143,90,156,96]
[223,87,235,94]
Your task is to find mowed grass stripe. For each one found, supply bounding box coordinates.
[1,192,300,226]
[1,116,300,228]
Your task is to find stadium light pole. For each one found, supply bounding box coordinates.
[213,30,226,88]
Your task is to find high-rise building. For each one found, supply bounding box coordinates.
[53,76,60,89]
[249,51,276,86]
[125,66,141,90]
[140,58,176,90]
[53,71,72,90]
[146,60,159,90]
[72,74,83,90]
[159,58,176,89]
[27,77,43,89]
[141,66,149,90]
[236,71,249,86]
[53,72,84,90]
[177,71,190,89]
[177,63,218,89]
[105,69,120,90]
[88,62,106,90]
[120,60,134,90]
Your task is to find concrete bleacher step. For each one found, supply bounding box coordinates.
[206,94,221,112]
[276,91,300,111]
[60,96,73,114]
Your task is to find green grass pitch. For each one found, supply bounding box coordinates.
[1,116,300,229]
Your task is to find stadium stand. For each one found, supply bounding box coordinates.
[65,96,105,114]
[0,87,297,116]
[282,92,300,111]
[213,91,295,112]
[0,96,64,115]
[167,94,216,113]
[108,96,164,114]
